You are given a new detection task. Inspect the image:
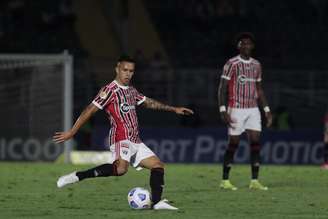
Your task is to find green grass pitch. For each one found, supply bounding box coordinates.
[0,163,328,219]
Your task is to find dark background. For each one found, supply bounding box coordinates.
[0,0,327,151]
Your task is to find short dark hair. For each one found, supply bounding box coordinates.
[235,32,255,45]
[118,54,135,63]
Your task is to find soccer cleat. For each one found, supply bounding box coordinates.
[220,180,237,191]
[320,163,328,170]
[57,172,79,188]
[249,180,268,190]
[153,199,178,210]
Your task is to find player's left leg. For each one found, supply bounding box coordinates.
[138,155,177,210]
[139,156,164,205]
[321,137,328,169]
[246,129,268,190]
[139,156,178,210]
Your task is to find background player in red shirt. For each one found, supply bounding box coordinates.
[321,110,328,169]
[53,55,194,210]
[218,32,272,190]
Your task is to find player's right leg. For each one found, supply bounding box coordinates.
[321,141,328,169]
[57,158,129,188]
[57,140,132,188]
[220,135,240,191]
[220,108,246,190]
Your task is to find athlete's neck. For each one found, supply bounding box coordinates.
[239,54,250,60]
[114,78,129,87]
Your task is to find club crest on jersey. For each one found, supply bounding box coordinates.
[238,75,247,85]
[99,91,108,99]
[120,103,135,113]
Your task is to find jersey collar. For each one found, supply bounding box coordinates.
[237,55,253,64]
[114,80,129,89]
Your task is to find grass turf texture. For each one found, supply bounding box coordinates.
[0,163,328,219]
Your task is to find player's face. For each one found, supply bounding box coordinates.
[238,38,254,57]
[115,61,135,86]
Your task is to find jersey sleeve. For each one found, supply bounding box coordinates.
[133,88,146,105]
[92,86,114,109]
[221,61,235,80]
[256,63,262,82]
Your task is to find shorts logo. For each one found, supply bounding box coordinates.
[121,143,129,148]
[122,150,128,155]
[120,103,135,113]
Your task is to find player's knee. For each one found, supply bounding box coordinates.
[114,160,129,176]
[227,143,238,152]
[116,166,128,176]
[250,142,260,151]
[152,161,164,169]
[228,135,240,144]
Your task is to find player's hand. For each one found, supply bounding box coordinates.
[174,107,194,115]
[220,111,235,127]
[53,130,74,144]
[265,111,273,128]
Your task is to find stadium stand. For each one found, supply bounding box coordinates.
[144,0,328,68]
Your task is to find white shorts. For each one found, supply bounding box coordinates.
[109,140,156,168]
[228,107,262,136]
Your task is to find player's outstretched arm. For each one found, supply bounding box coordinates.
[256,82,272,127]
[53,103,99,143]
[141,97,194,115]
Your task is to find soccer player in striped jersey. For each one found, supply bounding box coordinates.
[218,32,272,190]
[321,110,328,169]
[53,55,194,210]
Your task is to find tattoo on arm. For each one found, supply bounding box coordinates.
[142,97,175,112]
[218,78,228,106]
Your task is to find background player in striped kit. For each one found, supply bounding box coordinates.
[53,55,194,210]
[321,110,328,169]
[218,32,272,190]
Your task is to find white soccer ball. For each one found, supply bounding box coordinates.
[127,187,151,209]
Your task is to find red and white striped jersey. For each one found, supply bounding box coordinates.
[221,55,262,108]
[92,80,146,145]
[324,112,328,133]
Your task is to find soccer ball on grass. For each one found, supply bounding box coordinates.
[127,187,151,209]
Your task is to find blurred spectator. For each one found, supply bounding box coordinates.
[144,0,327,68]
[7,0,25,32]
[216,0,236,17]
[180,103,201,128]
[0,0,83,55]
[195,0,215,21]
[149,51,169,70]
[58,0,76,26]
[75,120,93,151]
[0,11,4,37]
[133,49,148,71]
[272,106,293,130]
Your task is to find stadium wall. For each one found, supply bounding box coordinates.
[0,128,324,164]
[91,127,323,165]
